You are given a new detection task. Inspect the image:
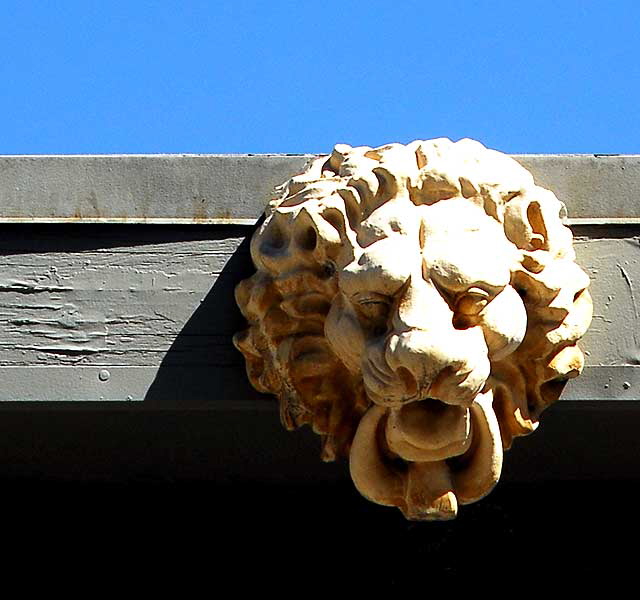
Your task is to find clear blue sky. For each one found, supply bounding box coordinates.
[1,1,639,155]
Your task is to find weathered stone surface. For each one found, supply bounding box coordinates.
[235,138,593,520]
[1,153,639,224]
[0,155,311,224]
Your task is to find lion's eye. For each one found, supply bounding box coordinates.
[452,288,494,330]
[352,292,391,323]
[455,290,490,316]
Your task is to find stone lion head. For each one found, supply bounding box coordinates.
[234,138,592,520]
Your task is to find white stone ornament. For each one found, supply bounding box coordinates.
[234,138,593,520]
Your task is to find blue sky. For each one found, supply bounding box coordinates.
[1,1,639,154]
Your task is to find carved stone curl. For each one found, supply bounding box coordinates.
[234,138,593,520]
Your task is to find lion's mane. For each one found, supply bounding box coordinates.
[234,138,592,461]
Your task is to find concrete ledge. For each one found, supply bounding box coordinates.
[1,154,639,223]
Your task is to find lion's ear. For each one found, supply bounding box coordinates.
[503,190,573,258]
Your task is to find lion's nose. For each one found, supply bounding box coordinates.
[386,330,446,397]
[385,328,490,406]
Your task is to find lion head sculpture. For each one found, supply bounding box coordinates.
[234,138,592,520]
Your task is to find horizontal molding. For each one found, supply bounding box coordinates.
[0,365,634,408]
[0,365,263,408]
[0,154,639,223]
[564,365,640,400]
[566,217,640,226]
[0,155,311,224]
[0,217,260,225]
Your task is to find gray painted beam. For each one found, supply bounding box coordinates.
[0,154,639,223]
[0,365,633,406]
[0,224,637,406]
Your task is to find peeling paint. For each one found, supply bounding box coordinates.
[15,344,105,355]
[0,280,73,293]
[618,264,640,357]
[574,237,640,367]
[618,265,638,316]
[0,233,247,371]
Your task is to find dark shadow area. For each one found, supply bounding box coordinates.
[0,222,251,255]
[1,479,636,585]
[571,223,640,239]
[0,403,637,485]
[503,400,640,482]
[0,409,343,483]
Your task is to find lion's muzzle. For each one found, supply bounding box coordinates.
[362,325,491,408]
